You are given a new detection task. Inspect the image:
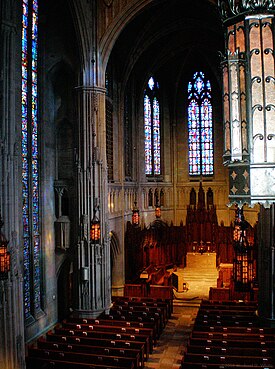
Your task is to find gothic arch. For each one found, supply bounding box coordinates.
[57,258,73,321]
[100,0,154,72]
[110,231,121,280]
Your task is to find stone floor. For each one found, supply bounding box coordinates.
[144,252,219,368]
[143,301,199,369]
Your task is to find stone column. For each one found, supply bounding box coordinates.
[257,205,275,324]
[0,2,26,368]
[74,85,111,317]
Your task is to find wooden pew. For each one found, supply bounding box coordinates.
[200,299,258,307]
[105,308,162,335]
[112,296,173,317]
[182,352,273,366]
[36,338,142,369]
[193,323,275,334]
[111,299,168,323]
[53,327,151,356]
[28,347,136,368]
[112,296,171,319]
[26,354,135,369]
[189,336,275,348]
[191,330,275,341]
[186,343,275,357]
[181,362,274,369]
[60,321,154,350]
[110,305,164,330]
[100,311,162,338]
[67,316,158,341]
[46,330,147,360]
[181,299,275,369]
[194,315,259,326]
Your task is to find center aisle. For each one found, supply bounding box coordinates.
[144,300,200,369]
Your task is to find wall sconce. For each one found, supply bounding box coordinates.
[233,207,253,291]
[0,216,10,280]
[132,201,140,226]
[90,207,100,243]
[155,203,161,219]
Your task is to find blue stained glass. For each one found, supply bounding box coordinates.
[22,0,41,319]
[144,77,161,176]
[144,95,152,175]
[153,97,160,175]
[188,72,213,176]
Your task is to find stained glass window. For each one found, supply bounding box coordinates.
[144,77,161,176]
[188,71,213,176]
[22,0,41,320]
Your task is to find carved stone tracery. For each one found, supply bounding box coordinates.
[219,0,275,21]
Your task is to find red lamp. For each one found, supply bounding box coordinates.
[0,216,10,280]
[132,201,140,226]
[90,207,100,243]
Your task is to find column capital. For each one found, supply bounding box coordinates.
[75,85,106,95]
[218,0,275,23]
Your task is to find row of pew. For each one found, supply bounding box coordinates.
[181,299,275,369]
[26,296,172,369]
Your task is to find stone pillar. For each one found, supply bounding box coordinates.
[0,2,26,369]
[74,85,111,317]
[257,205,275,324]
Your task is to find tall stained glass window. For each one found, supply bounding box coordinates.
[144,77,161,176]
[188,71,213,176]
[22,0,42,321]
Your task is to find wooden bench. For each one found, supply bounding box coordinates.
[28,347,136,368]
[195,316,258,326]
[111,304,165,326]
[112,297,171,319]
[106,308,163,334]
[181,361,274,369]
[60,321,154,350]
[189,336,275,348]
[36,338,142,369]
[46,330,147,360]
[186,343,275,357]
[191,330,275,341]
[112,296,173,317]
[182,351,273,366]
[193,323,275,334]
[100,311,162,338]
[54,327,151,356]
[26,355,135,369]
[67,316,158,341]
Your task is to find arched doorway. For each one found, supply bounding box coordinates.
[57,258,73,321]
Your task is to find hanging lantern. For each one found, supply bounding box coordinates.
[132,201,140,226]
[0,216,10,280]
[219,2,275,208]
[233,207,253,291]
[90,207,100,243]
[155,204,161,218]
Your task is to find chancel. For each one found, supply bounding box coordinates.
[1,0,275,368]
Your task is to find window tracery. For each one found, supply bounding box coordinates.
[188,71,214,176]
